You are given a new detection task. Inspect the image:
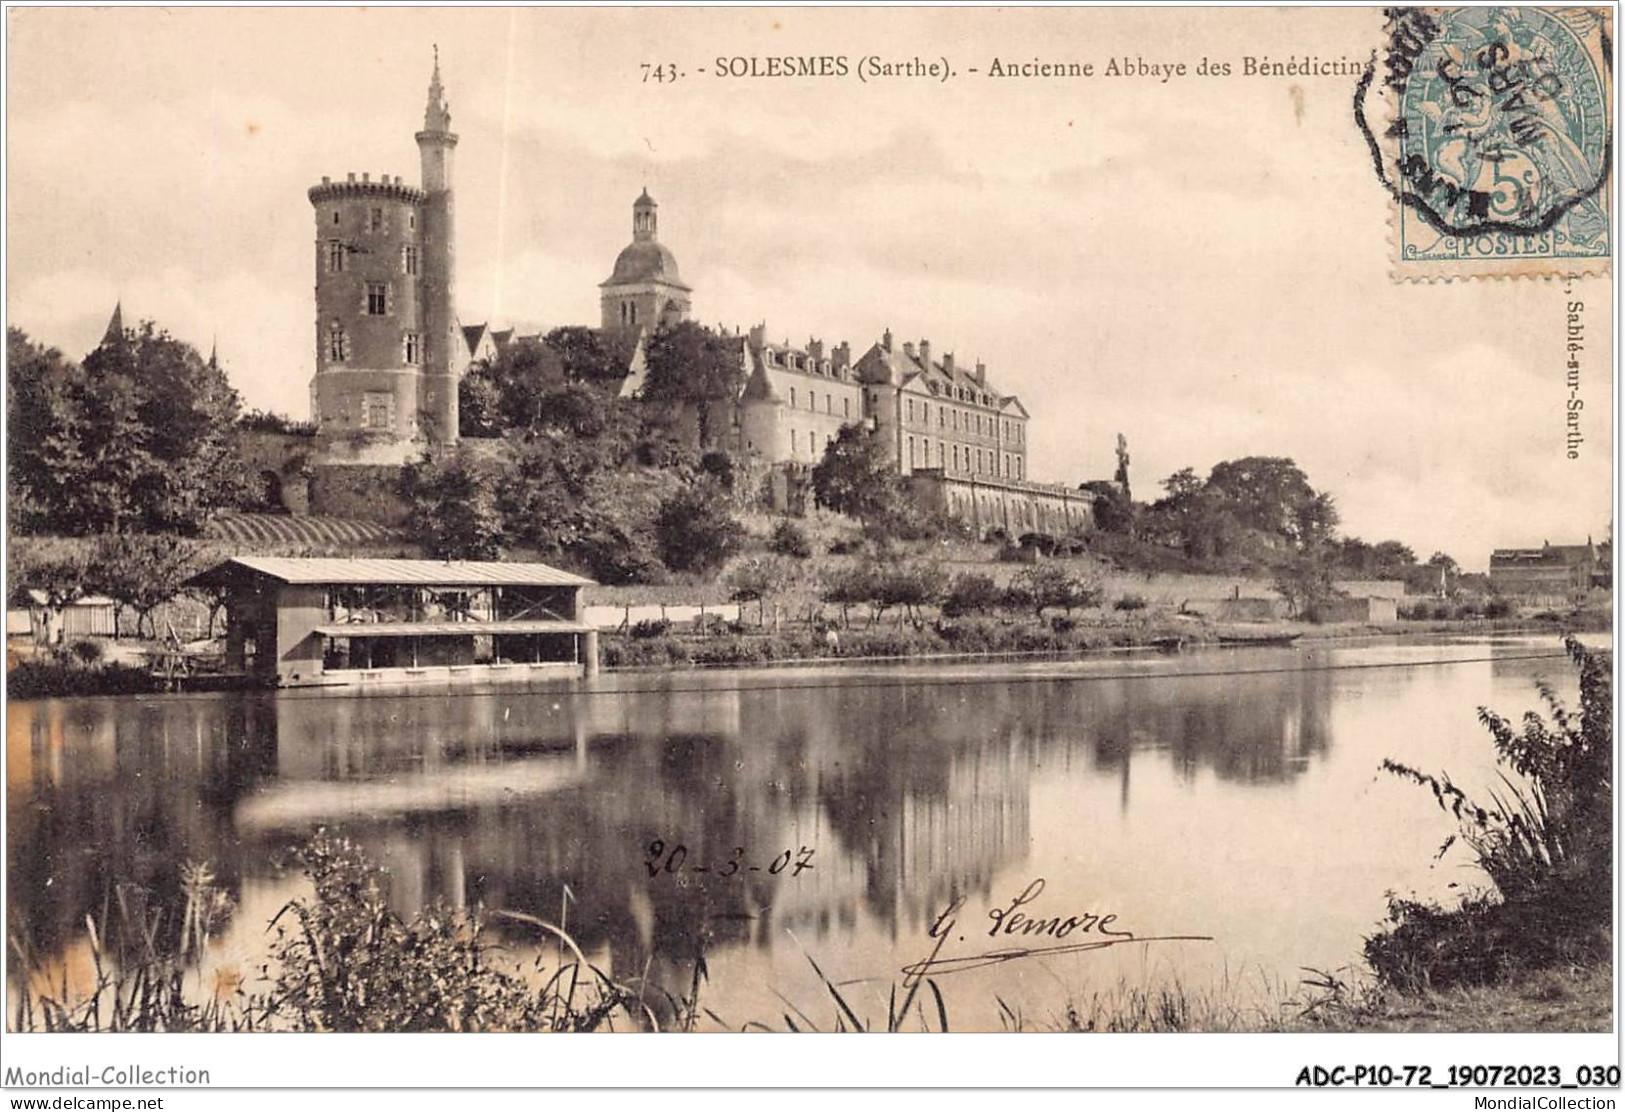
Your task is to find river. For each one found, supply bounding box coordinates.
[4,633,1600,1031]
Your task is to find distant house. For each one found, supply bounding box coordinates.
[186,556,599,688]
[10,592,117,644]
[1489,540,1608,597]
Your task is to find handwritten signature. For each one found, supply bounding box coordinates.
[901,878,1212,986]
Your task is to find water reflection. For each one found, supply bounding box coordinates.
[5,638,1578,1026]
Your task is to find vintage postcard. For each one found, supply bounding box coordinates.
[2,4,1616,1098]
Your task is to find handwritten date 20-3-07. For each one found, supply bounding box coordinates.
[644,839,814,879]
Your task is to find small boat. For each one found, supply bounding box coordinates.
[1216,632,1300,647]
[1149,635,1189,653]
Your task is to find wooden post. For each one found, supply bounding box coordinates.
[582,629,600,677]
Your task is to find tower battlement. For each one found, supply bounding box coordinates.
[308,176,427,206]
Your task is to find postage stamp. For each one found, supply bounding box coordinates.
[1356,7,1612,280]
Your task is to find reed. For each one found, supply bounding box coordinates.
[1370,636,1612,990]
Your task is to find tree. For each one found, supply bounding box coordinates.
[9,538,93,646]
[1271,547,1339,619]
[89,533,208,639]
[1206,456,1339,550]
[819,563,874,629]
[1080,480,1134,535]
[942,572,1002,618]
[726,555,795,626]
[458,368,504,437]
[1142,468,1241,560]
[654,480,744,573]
[640,322,743,448]
[810,424,907,523]
[1008,564,1100,617]
[872,562,947,628]
[543,326,636,386]
[87,321,251,533]
[398,451,505,561]
[10,322,252,536]
[1371,540,1417,571]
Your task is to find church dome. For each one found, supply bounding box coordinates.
[604,239,687,287]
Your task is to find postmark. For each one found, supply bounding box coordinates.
[1356,7,1612,280]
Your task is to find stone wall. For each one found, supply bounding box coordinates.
[308,463,410,527]
[906,469,1095,538]
[237,429,317,514]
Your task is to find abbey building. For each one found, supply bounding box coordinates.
[301,58,1097,536]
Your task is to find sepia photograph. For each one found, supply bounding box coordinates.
[2,3,1617,1096]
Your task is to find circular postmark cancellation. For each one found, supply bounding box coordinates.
[1355,7,1612,275]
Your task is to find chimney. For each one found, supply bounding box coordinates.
[748,322,766,350]
[347,172,357,182]
[882,328,893,351]
[919,340,932,368]
[974,360,987,386]
[362,172,370,182]
[832,342,850,373]
[808,338,824,363]
[942,351,955,375]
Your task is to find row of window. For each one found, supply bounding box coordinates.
[785,386,853,419]
[326,324,420,365]
[324,241,420,277]
[789,428,835,459]
[905,397,1023,442]
[906,435,1024,479]
[928,380,993,407]
[766,348,844,379]
[327,206,417,233]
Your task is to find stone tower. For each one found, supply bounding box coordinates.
[600,189,691,333]
[306,52,458,463]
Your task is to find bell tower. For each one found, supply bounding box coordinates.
[600,188,692,333]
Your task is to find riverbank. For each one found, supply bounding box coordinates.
[4,613,1595,696]
[1282,962,1613,1034]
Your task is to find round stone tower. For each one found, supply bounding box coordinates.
[306,52,457,463]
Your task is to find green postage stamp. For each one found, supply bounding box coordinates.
[1357,7,1612,280]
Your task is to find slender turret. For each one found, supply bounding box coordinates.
[415,47,459,445]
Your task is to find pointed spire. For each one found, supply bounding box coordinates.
[100,301,124,348]
[423,45,452,133]
[208,336,218,370]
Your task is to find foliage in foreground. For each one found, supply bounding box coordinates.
[1369,637,1612,991]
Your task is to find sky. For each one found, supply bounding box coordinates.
[6,7,1613,568]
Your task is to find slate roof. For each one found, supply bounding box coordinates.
[602,240,690,289]
[190,556,595,588]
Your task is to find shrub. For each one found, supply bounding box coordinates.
[1370,638,1612,989]
[827,538,864,556]
[1113,593,1149,612]
[1018,532,1061,557]
[1484,597,1514,619]
[7,660,159,698]
[768,520,814,558]
[629,618,672,639]
[693,613,729,637]
[66,638,105,666]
